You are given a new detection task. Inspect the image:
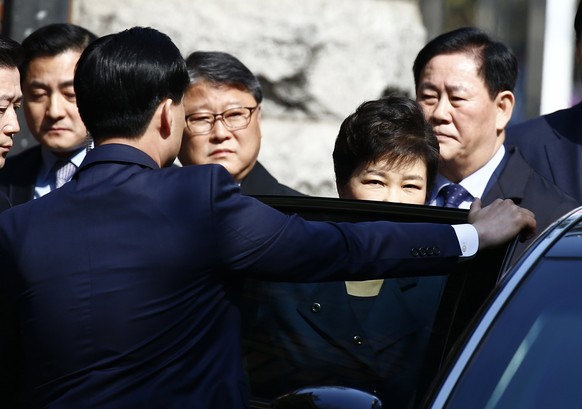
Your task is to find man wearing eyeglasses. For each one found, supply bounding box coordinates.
[178,51,303,196]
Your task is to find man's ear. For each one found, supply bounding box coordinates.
[495,90,515,133]
[160,99,174,139]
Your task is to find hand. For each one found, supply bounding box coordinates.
[468,198,536,250]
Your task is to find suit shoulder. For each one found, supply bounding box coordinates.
[1,146,41,173]
[507,104,582,142]
[158,163,239,197]
[506,114,550,141]
[166,163,233,180]
[241,162,304,196]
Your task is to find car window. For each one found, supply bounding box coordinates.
[440,258,582,409]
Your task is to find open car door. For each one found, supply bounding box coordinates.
[247,196,515,409]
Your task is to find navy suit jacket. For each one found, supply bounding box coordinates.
[0,144,462,408]
[506,102,582,202]
[0,145,42,206]
[481,145,579,263]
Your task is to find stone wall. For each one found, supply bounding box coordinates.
[71,0,426,196]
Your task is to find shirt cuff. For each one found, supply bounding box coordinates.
[452,224,479,257]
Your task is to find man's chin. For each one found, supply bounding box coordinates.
[39,137,87,154]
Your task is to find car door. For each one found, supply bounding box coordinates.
[245,196,514,409]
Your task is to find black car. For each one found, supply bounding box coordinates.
[246,195,523,409]
[421,206,582,409]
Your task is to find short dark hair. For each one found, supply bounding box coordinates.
[74,27,189,140]
[0,34,23,69]
[333,95,439,197]
[20,23,97,79]
[184,51,263,103]
[413,27,518,99]
[576,1,582,43]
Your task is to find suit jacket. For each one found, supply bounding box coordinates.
[481,145,579,263]
[0,144,462,409]
[243,275,446,407]
[240,161,303,196]
[0,145,42,205]
[506,102,582,202]
[0,191,10,212]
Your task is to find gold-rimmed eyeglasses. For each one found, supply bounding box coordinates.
[185,105,260,135]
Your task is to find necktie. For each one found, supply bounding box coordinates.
[53,160,77,188]
[439,183,470,208]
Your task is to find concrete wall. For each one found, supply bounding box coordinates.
[71,0,426,196]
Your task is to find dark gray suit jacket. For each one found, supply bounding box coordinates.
[0,191,10,212]
[240,161,303,196]
[481,145,579,263]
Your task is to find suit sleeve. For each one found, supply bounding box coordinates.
[0,227,24,407]
[208,166,462,282]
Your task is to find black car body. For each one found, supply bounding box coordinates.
[423,206,582,409]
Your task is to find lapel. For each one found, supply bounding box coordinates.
[240,162,278,195]
[540,103,582,199]
[9,184,35,206]
[543,132,582,202]
[482,146,529,206]
[2,146,42,205]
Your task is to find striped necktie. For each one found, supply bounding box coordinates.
[53,160,77,188]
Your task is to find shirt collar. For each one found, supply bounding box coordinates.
[430,145,506,205]
[37,146,88,184]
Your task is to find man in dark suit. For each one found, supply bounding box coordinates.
[413,27,579,263]
[178,51,302,196]
[506,1,582,203]
[0,24,97,205]
[0,27,535,408]
[0,35,23,212]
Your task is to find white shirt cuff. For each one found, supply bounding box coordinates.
[452,224,479,257]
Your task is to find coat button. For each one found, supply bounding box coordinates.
[426,247,434,256]
[353,335,363,345]
[433,246,440,255]
[419,247,427,256]
[410,248,419,256]
[311,302,321,313]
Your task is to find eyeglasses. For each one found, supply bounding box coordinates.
[185,105,260,135]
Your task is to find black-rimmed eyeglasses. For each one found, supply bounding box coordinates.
[185,105,260,135]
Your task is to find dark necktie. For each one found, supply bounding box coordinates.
[53,160,77,188]
[439,183,470,208]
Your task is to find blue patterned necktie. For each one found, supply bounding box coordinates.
[439,183,470,208]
